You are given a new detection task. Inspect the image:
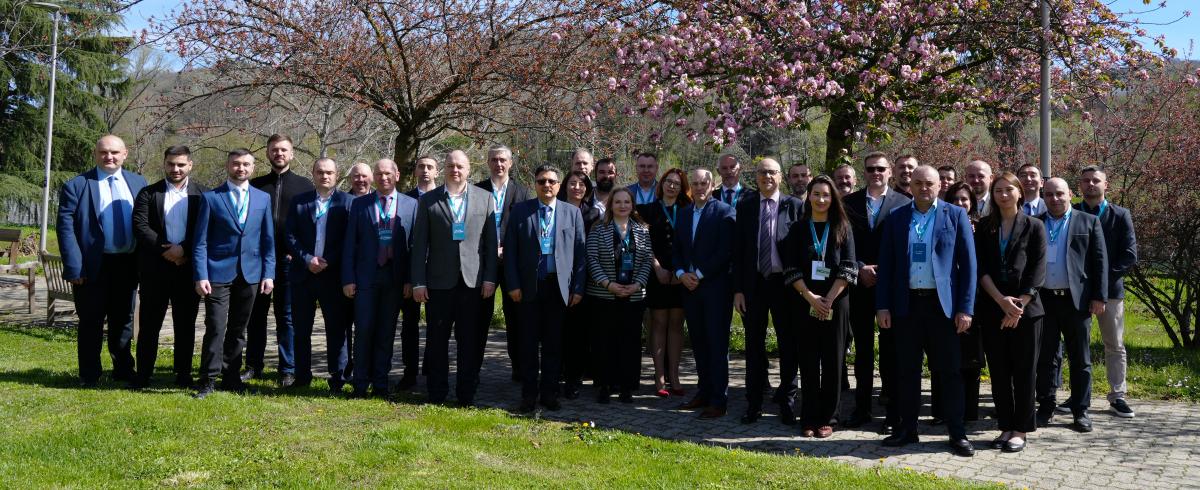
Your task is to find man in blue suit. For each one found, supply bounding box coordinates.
[672,168,736,420]
[57,135,148,387]
[192,148,276,398]
[876,165,978,457]
[342,159,418,398]
[504,164,586,412]
[286,158,355,392]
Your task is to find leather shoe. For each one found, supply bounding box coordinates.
[239,368,260,382]
[394,374,418,391]
[878,422,897,435]
[1036,406,1054,427]
[518,398,537,413]
[990,436,1008,450]
[842,412,871,428]
[1071,414,1094,433]
[778,404,797,426]
[802,427,816,437]
[925,416,944,426]
[1002,437,1026,453]
[698,406,726,419]
[540,397,561,411]
[949,438,975,457]
[193,381,216,399]
[816,425,834,438]
[882,431,919,447]
[618,391,633,404]
[679,396,708,410]
[740,410,762,424]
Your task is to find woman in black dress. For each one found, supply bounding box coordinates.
[636,168,692,397]
[560,170,601,397]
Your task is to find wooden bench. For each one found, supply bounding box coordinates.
[0,229,38,314]
[40,252,75,324]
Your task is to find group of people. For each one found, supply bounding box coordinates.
[57,134,1137,458]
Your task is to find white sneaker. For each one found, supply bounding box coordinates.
[1110,398,1135,418]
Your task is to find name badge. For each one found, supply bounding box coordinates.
[911,242,928,263]
[452,222,467,241]
[540,235,553,255]
[618,252,634,283]
[811,261,830,281]
[378,227,393,245]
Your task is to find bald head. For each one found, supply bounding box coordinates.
[1043,177,1073,217]
[348,162,373,196]
[756,158,782,197]
[445,150,471,186]
[689,168,714,206]
[910,165,940,208]
[94,135,128,172]
[374,158,398,194]
[965,160,993,197]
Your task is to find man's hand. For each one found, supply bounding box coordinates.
[508,289,522,303]
[733,292,747,314]
[413,287,430,303]
[1090,300,1106,316]
[403,283,413,299]
[877,310,892,329]
[481,281,497,299]
[954,313,973,333]
[497,246,504,260]
[195,280,212,297]
[307,256,327,274]
[679,272,700,291]
[343,284,356,298]
[859,265,877,287]
[569,293,583,307]
[68,277,86,286]
[260,279,274,295]
[161,244,186,266]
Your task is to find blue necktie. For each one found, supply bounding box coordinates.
[537,206,549,281]
[109,176,128,250]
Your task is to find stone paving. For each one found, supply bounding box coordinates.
[3,286,1199,489]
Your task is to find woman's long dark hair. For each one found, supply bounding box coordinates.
[981,171,1023,231]
[804,175,851,245]
[944,181,978,217]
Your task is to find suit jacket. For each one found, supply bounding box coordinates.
[731,192,804,298]
[876,200,977,319]
[340,190,417,289]
[1074,201,1137,299]
[637,200,680,269]
[844,187,911,270]
[56,167,149,281]
[503,198,587,303]
[250,169,314,262]
[286,190,354,284]
[192,182,276,284]
[712,184,750,207]
[671,200,736,286]
[627,181,658,205]
[975,212,1048,319]
[1038,211,1108,311]
[132,178,207,275]
[411,185,498,290]
[476,178,531,246]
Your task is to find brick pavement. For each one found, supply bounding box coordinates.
[3,287,1198,489]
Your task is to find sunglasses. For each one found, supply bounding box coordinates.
[865,166,889,173]
[536,178,559,186]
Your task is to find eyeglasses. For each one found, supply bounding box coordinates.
[536,178,559,186]
[757,169,780,176]
[865,166,889,173]
[662,180,681,188]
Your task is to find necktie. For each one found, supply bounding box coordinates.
[378,196,391,267]
[725,189,733,204]
[537,206,549,280]
[109,176,128,250]
[758,199,775,274]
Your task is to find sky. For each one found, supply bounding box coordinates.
[118,0,1198,67]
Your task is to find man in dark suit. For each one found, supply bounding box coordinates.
[712,154,747,206]
[842,151,911,430]
[965,160,994,218]
[192,148,276,398]
[245,134,314,387]
[341,159,417,398]
[131,145,206,389]
[673,168,737,419]
[1017,164,1046,216]
[57,135,148,387]
[411,149,499,406]
[732,158,804,424]
[394,155,440,390]
[1035,178,1108,432]
[833,164,857,196]
[628,152,660,205]
[504,165,586,412]
[286,158,355,392]
[876,165,977,457]
[786,163,812,201]
[476,146,531,382]
[1075,165,1138,419]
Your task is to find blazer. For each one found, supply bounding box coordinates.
[975,212,1048,319]
[843,187,911,270]
[671,200,736,285]
[782,218,858,296]
[637,200,680,269]
[192,182,276,284]
[1074,201,1137,299]
[627,181,658,205]
[132,178,206,275]
[476,178,531,246]
[340,190,417,289]
[56,167,149,281]
[411,185,498,290]
[1038,211,1109,311]
[876,200,977,319]
[731,192,805,298]
[503,198,587,303]
[249,169,314,262]
[286,190,354,283]
[585,220,653,301]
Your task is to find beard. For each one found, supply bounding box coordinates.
[596,179,614,193]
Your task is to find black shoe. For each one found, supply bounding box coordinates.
[279,373,296,388]
[351,388,369,399]
[882,430,918,447]
[618,391,633,404]
[518,397,537,413]
[240,368,261,382]
[292,377,312,389]
[1036,406,1054,427]
[563,384,581,400]
[1110,399,1135,418]
[126,378,148,390]
[596,391,612,404]
[173,374,193,388]
[740,410,762,424]
[843,412,871,428]
[926,416,944,426]
[990,436,1008,450]
[220,380,247,394]
[1002,437,1026,453]
[778,406,797,426]
[878,422,897,435]
[395,374,418,390]
[193,381,216,399]
[329,382,345,395]
[112,370,135,382]
[949,438,976,457]
[1071,414,1094,433]
[541,397,561,411]
[370,387,389,399]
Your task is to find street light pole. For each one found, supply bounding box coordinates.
[32,2,61,254]
[1039,0,1052,177]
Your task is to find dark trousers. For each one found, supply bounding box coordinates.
[352,265,401,391]
[931,325,984,421]
[72,252,138,383]
[199,277,258,383]
[291,271,351,385]
[983,315,1043,433]
[683,280,733,407]
[136,261,199,382]
[1036,293,1093,414]
[425,279,484,403]
[247,259,294,374]
[799,293,848,427]
[590,297,647,393]
[519,276,568,399]
[399,297,422,377]
[849,285,897,422]
[894,294,966,439]
[743,274,798,411]
[478,270,520,375]
[561,296,592,387]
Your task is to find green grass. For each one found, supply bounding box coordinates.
[1085,300,1200,402]
[0,325,984,489]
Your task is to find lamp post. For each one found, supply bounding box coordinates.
[1039,0,1052,177]
[31,1,61,254]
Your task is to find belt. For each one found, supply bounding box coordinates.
[910,288,937,297]
[1044,288,1070,297]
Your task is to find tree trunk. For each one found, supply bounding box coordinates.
[824,109,856,173]
[392,130,420,190]
[987,118,1026,169]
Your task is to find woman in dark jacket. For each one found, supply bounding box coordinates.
[784,176,857,438]
[560,170,601,397]
[636,168,692,397]
[976,172,1047,453]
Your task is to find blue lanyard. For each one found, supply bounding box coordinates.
[314,196,331,220]
[492,183,507,213]
[999,221,1014,256]
[539,206,555,237]
[809,219,830,258]
[1047,210,1070,245]
[910,205,935,242]
[376,194,395,226]
[616,222,631,250]
[449,191,468,224]
[661,202,676,228]
[636,185,655,204]
[1097,200,1108,219]
[723,186,741,204]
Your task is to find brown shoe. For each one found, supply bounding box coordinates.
[816,425,834,438]
[802,427,816,437]
[698,406,727,419]
[679,397,708,410]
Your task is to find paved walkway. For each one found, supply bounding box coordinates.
[2,286,1198,489]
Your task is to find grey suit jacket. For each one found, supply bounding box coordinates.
[503,198,587,303]
[1039,210,1108,311]
[411,185,499,290]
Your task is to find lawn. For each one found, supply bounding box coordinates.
[0,324,984,489]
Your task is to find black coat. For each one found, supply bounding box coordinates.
[1074,201,1137,299]
[843,188,911,269]
[132,178,208,276]
[731,192,805,298]
[250,169,315,262]
[1037,210,1109,311]
[975,213,1047,319]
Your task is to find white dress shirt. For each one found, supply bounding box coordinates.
[163,179,189,244]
